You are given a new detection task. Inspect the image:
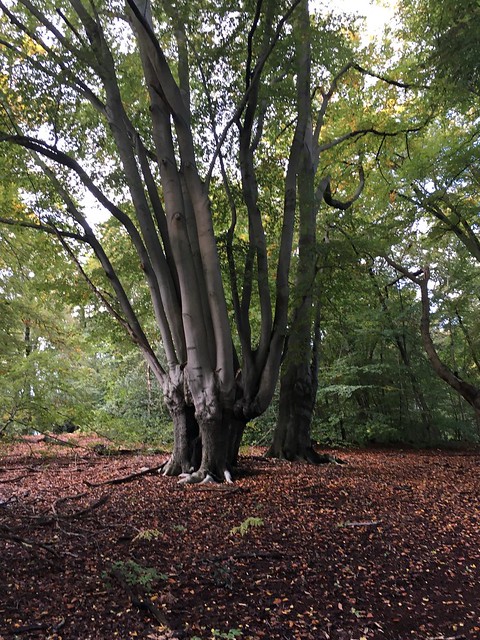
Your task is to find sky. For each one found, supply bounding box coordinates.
[331,0,397,40]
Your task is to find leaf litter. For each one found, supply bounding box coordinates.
[0,436,479,639]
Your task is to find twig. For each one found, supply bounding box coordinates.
[52,491,88,515]
[0,529,59,556]
[185,485,246,494]
[208,550,284,562]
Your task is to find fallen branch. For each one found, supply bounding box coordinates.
[26,431,90,450]
[0,495,17,508]
[0,527,59,557]
[84,465,163,487]
[92,444,165,456]
[32,494,110,524]
[0,474,28,484]
[7,622,49,635]
[109,566,169,627]
[52,491,89,515]
[8,618,65,635]
[53,493,110,520]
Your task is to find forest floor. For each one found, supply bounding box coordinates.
[0,436,479,640]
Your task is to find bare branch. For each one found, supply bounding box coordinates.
[206,0,303,182]
[0,216,86,242]
[317,123,426,154]
[351,63,427,90]
[323,165,365,210]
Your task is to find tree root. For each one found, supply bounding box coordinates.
[30,494,110,525]
[177,469,233,485]
[266,447,346,465]
[161,456,189,477]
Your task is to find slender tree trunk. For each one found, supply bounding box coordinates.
[385,259,480,421]
[267,0,319,462]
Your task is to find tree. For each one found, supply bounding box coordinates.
[0,0,333,480]
[266,0,436,459]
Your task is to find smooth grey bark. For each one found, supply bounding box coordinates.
[0,0,364,478]
[0,0,239,481]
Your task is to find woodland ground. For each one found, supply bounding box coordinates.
[0,436,479,640]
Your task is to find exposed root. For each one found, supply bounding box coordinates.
[85,465,163,487]
[177,469,233,485]
[316,453,346,465]
[161,456,184,477]
[177,470,213,484]
[267,447,346,465]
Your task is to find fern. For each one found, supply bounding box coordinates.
[230,517,264,536]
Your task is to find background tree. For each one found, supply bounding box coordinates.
[0,224,99,435]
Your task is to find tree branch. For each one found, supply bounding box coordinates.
[0,216,86,242]
[322,165,365,210]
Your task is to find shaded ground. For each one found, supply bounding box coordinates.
[0,436,479,640]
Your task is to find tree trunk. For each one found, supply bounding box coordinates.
[385,259,480,420]
[267,363,318,461]
[267,303,334,463]
[267,0,319,463]
[162,404,200,476]
[417,270,480,416]
[162,403,245,480]
[228,417,247,467]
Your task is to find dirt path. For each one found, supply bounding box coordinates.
[1,438,479,639]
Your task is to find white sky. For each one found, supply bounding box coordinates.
[330,0,397,40]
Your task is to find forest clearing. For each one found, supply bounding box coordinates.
[1,436,479,640]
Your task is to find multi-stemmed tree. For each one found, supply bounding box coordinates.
[0,0,324,480]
